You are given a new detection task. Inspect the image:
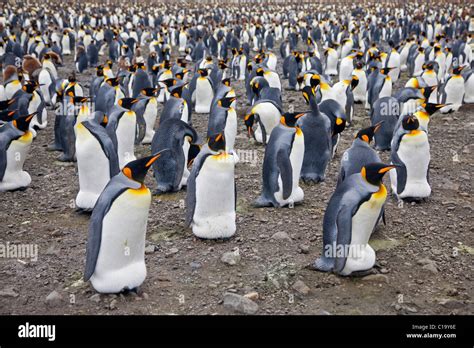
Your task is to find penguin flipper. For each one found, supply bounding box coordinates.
[391,149,407,195]
[84,177,130,281]
[277,148,293,201]
[334,206,355,274]
[0,136,10,181]
[185,153,210,227]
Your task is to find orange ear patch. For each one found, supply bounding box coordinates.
[123,167,132,179]
[362,134,369,142]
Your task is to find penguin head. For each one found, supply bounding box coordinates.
[161,78,176,88]
[421,102,448,116]
[402,114,420,131]
[420,85,436,100]
[0,98,15,111]
[118,98,139,110]
[106,60,113,69]
[361,163,396,186]
[222,78,231,87]
[106,77,120,87]
[356,122,383,143]
[309,74,321,90]
[280,112,305,128]
[244,113,255,137]
[122,152,164,184]
[141,87,159,97]
[452,66,464,75]
[22,81,39,94]
[380,67,392,75]
[71,96,89,105]
[218,60,228,70]
[217,96,236,109]
[256,67,265,76]
[169,83,187,98]
[301,85,315,104]
[350,75,359,90]
[197,68,208,77]
[96,65,104,76]
[208,133,226,153]
[128,64,137,73]
[13,112,36,132]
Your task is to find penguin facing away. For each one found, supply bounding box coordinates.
[255,112,305,208]
[84,152,164,293]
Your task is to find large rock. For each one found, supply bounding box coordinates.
[221,249,241,266]
[223,293,259,314]
[45,290,64,307]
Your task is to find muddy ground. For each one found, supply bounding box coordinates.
[0,46,473,315]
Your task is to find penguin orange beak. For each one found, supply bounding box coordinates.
[131,98,139,104]
[373,121,384,132]
[146,153,162,168]
[295,113,305,119]
[378,165,396,174]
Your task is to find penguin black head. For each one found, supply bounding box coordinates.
[217,96,236,108]
[122,152,164,184]
[301,85,315,104]
[208,133,226,153]
[333,115,346,136]
[361,162,396,186]
[106,77,120,87]
[118,98,139,110]
[169,83,187,98]
[128,64,137,73]
[197,68,208,77]
[161,78,176,88]
[96,65,104,76]
[22,81,39,94]
[0,98,15,111]
[380,67,392,75]
[280,112,305,128]
[71,96,89,105]
[141,87,159,97]
[222,78,231,87]
[296,75,304,85]
[0,110,17,122]
[402,114,420,131]
[420,85,437,99]
[350,75,359,90]
[421,102,448,116]
[452,66,464,75]
[13,112,37,132]
[106,60,113,69]
[218,60,228,70]
[310,74,321,89]
[244,113,255,138]
[356,122,383,143]
[256,67,265,76]
[175,68,189,80]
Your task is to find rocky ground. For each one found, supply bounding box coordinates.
[0,48,473,315]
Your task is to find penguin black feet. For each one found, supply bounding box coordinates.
[348,268,376,277]
[253,197,275,208]
[46,143,62,152]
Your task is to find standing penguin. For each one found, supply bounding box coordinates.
[151,119,198,193]
[194,68,214,113]
[312,163,396,276]
[298,86,332,183]
[390,114,431,201]
[0,114,35,192]
[255,112,305,207]
[84,153,163,293]
[133,87,159,144]
[207,95,238,156]
[106,98,139,168]
[185,134,236,239]
[75,118,120,211]
[438,66,465,113]
[337,124,383,187]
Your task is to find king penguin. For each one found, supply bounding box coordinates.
[312,162,395,276]
[255,112,305,207]
[151,119,198,194]
[84,153,164,293]
[390,114,431,201]
[194,68,214,113]
[75,118,121,211]
[0,113,35,192]
[185,134,236,239]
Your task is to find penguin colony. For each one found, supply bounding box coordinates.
[0,1,472,294]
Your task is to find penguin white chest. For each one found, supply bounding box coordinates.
[75,124,111,210]
[142,98,158,144]
[254,103,281,144]
[90,187,151,293]
[192,154,236,239]
[0,132,33,191]
[341,185,387,275]
[195,77,214,114]
[443,76,465,112]
[392,131,431,198]
[116,111,137,168]
[224,108,237,152]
